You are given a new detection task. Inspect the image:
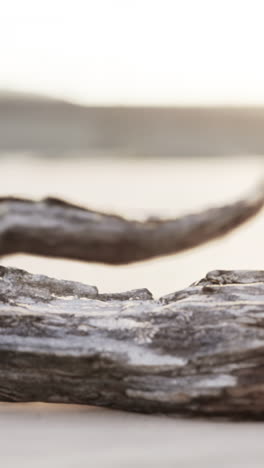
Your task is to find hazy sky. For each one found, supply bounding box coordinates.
[1,0,264,105]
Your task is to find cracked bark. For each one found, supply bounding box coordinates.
[1,265,264,418]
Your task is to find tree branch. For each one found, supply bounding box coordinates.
[1,265,264,418]
[0,183,263,264]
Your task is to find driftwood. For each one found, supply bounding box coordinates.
[0,184,264,264]
[1,265,264,418]
[1,185,264,418]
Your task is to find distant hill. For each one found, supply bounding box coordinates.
[1,91,264,156]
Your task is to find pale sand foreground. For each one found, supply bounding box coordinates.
[1,155,264,467]
[1,403,264,468]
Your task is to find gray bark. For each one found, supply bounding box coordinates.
[1,265,264,418]
[0,183,263,264]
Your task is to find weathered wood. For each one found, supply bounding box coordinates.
[1,265,264,418]
[0,183,263,264]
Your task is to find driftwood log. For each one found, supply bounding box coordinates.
[1,185,264,417]
[1,266,264,417]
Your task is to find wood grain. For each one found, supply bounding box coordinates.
[1,266,264,418]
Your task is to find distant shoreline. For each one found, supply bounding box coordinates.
[1,92,264,156]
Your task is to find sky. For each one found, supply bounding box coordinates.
[1,0,264,106]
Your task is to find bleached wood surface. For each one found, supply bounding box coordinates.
[1,265,264,418]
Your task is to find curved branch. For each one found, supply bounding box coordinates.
[0,183,263,264]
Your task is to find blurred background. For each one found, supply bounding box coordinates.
[1,0,264,296]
